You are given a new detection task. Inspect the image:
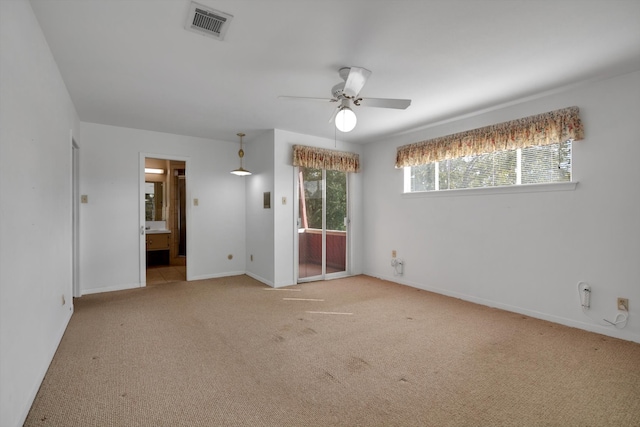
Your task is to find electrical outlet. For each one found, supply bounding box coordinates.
[392,250,397,258]
[61,295,66,306]
[618,298,629,311]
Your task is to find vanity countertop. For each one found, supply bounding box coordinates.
[146,229,171,234]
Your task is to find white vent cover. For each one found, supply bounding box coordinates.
[185,2,233,41]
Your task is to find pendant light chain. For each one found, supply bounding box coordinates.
[230,132,251,176]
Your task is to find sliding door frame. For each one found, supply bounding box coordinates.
[295,166,350,283]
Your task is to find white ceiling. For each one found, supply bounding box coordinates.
[29,0,640,144]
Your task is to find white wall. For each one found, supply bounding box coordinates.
[79,122,246,294]
[245,130,276,285]
[0,1,80,426]
[273,130,365,287]
[363,71,640,343]
[245,129,365,288]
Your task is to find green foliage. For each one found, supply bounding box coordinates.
[410,141,571,191]
[326,170,347,231]
[411,163,436,192]
[521,140,571,184]
[301,167,347,231]
[441,150,516,189]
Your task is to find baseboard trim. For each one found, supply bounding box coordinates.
[371,273,640,344]
[81,272,254,295]
[17,306,74,427]
[81,282,141,295]
[189,271,246,281]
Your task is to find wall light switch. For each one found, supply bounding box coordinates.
[193,198,199,206]
[80,195,88,203]
[282,197,287,205]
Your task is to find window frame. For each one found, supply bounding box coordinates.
[401,179,577,198]
[403,141,577,197]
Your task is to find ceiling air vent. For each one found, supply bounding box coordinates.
[185,2,233,41]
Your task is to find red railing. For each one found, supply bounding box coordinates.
[298,229,346,270]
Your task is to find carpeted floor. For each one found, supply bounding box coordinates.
[25,275,640,426]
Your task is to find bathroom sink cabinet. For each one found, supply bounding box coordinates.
[146,233,170,251]
[146,232,170,266]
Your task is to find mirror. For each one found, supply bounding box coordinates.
[145,182,165,221]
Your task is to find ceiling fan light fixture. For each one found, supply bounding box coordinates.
[335,106,357,132]
[230,132,251,176]
[279,66,410,133]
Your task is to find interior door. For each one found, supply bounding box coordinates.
[297,167,348,281]
[139,153,189,286]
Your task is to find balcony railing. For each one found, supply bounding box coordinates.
[298,228,346,271]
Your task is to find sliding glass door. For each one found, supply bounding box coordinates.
[297,167,348,281]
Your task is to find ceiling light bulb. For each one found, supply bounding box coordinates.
[335,107,357,132]
[144,168,164,174]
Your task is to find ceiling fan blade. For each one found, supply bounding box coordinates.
[343,67,372,98]
[356,97,411,109]
[278,96,337,103]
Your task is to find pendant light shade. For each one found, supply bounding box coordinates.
[335,106,357,132]
[231,132,251,176]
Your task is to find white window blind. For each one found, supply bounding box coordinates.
[406,141,571,193]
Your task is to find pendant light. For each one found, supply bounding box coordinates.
[230,132,251,176]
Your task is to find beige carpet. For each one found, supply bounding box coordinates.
[25,275,640,426]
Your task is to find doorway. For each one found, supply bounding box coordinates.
[72,139,80,297]
[177,170,187,257]
[140,155,189,286]
[297,167,349,282]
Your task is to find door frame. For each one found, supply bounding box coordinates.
[294,166,350,283]
[71,136,80,297]
[139,152,191,286]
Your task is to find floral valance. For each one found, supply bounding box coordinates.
[395,106,584,168]
[293,145,360,173]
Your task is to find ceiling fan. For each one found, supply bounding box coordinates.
[279,66,411,132]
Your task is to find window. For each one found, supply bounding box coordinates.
[300,167,347,231]
[396,106,583,193]
[404,141,572,193]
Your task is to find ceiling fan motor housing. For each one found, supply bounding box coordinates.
[338,67,351,81]
[332,82,346,99]
[331,67,354,99]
